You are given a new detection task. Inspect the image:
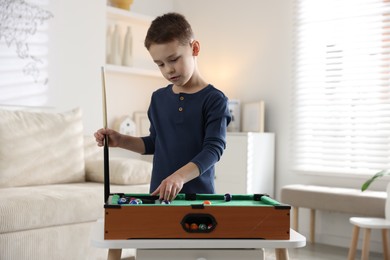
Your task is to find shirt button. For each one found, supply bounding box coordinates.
[180,96,184,101]
[178,107,183,112]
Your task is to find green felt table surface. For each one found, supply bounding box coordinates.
[110,193,281,207]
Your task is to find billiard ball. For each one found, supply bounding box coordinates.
[130,199,138,204]
[224,193,232,202]
[207,224,213,230]
[190,223,198,230]
[161,200,170,204]
[118,197,127,204]
[136,199,143,204]
[203,200,212,205]
[198,224,207,230]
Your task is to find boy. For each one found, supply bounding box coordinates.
[95,13,231,201]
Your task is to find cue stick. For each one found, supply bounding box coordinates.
[101,66,110,204]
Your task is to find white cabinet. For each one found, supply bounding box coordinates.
[215,132,275,197]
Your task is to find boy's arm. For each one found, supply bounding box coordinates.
[118,134,146,154]
[95,128,146,154]
[151,162,200,201]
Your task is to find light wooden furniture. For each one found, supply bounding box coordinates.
[347,183,390,260]
[90,219,306,260]
[281,184,386,244]
[215,132,275,197]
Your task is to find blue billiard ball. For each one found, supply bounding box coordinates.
[130,199,139,204]
[118,197,127,204]
[224,193,232,202]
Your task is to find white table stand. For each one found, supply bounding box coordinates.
[91,219,306,260]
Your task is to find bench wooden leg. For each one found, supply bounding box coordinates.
[107,249,122,260]
[293,207,299,231]
[310,209,315,244]
[362,228,371,260]
[382,229,390,260]
[348,225,359,260]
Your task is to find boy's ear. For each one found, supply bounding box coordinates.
[192,40,200,56]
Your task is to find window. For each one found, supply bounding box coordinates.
[0,0,53,107]
[292,0,390,175]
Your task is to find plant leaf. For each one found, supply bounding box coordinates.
[361,169,390,191]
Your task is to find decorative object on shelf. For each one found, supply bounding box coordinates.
[109,24,122,65]
[242,101,265,133]
[113,115,136,136]
[227,99,241,132]
[110,0,134,10]
[105,24,112,63]
[133,111,149,137]
[122,26,133,67]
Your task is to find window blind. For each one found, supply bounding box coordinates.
[0,0,52,107]
[292,0,390,175]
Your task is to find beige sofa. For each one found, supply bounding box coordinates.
[0,108,152,260]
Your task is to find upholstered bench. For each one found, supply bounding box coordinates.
[280,184,386,243]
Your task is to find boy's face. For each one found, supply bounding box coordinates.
[148,39,197,87]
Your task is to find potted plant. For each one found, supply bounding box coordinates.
[361,169,390,218]
[361,169,390,191]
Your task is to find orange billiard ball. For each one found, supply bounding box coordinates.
[190,223,198,230]
[203,200,212,205]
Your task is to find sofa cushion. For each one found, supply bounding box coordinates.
[0,108,85,188]
[85,158,152,185]
[0,182,150,233]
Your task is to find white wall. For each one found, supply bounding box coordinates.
[47,0,106,134]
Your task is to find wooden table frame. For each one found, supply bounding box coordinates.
[90,219,306,260]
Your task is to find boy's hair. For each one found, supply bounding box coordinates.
[144,12,194,50]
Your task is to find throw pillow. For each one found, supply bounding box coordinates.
[0,107,85,188]
[85,158,152,185]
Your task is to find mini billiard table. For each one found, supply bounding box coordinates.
[104,193,291,240]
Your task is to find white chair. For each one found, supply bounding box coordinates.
[347,183,390,260]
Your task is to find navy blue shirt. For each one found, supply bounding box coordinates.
[142,84,231,194]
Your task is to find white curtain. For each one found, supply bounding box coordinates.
[292,0,390,175]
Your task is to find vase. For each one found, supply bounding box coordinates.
[105,25,112,63]
[110,24,121,65]
[110,0,134,10]
[122,26,133,67]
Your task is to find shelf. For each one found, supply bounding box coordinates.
[106,6,153,25]
[105,64,162,78]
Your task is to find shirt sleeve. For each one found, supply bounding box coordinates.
[141,102,156,155]
[190,92,231,174]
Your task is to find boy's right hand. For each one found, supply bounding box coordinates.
[94,128,121,147]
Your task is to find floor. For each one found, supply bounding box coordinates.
[264,243,383,260]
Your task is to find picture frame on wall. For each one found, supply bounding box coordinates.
[227,99,241,132]
[133,111,149,137]
[242,101,265,132]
